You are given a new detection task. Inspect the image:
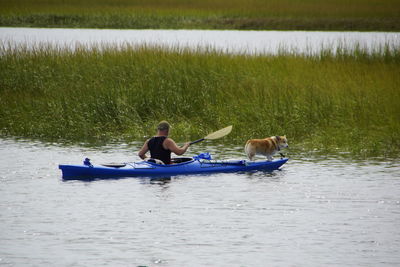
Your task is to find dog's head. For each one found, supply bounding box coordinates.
[275,136,288,148]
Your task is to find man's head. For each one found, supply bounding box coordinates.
[157,121,170,134]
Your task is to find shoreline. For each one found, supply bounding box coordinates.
[1,14,400,32]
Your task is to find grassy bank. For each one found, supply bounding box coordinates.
[1,0,400,31]
[0,44,399,157]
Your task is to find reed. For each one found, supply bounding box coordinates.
[0,43,399,157]
[1,0,400,31]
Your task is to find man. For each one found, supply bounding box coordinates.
[138,121,190,164]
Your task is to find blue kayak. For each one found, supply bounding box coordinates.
[59,154,288,180]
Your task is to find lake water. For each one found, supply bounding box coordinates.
[1,27,399,54]
[1,138,399,266]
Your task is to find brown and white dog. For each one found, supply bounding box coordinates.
[245,136,288,161]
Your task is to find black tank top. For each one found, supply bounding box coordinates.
[148,136,171,164]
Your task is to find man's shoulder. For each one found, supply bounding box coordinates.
[163,137,176,148]
[163,137,174,144]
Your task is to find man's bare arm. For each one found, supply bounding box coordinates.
[138,140,149,159]
[164,138,190,155]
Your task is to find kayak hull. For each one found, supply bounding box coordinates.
[59,158,288,180]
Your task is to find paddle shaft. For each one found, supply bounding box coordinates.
[190,138,205,145]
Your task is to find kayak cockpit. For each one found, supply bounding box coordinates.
[171,157,194,164]
[145,157,195,166]
[100,157,194,169]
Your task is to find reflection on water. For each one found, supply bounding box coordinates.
[0,138,399,266]
[149,177,172,187]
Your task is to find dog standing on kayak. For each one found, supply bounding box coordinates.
[245,136,288,161]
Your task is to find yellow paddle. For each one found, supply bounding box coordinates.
[190,125,233,145]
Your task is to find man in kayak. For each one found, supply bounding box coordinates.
[138,121,190,164]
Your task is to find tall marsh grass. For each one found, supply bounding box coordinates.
[0,43,399,157]
[1,0,400,30]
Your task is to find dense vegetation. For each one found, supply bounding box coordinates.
[1,0,400,31]
[1,43,399,157]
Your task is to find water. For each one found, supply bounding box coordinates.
[1,138,399,266]
[1,27,399,54]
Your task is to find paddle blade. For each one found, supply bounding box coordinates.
[204,125,233,140]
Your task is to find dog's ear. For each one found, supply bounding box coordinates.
[275,136,280,141]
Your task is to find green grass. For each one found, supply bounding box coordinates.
[1,0,400,31]
[0,43,399,157]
